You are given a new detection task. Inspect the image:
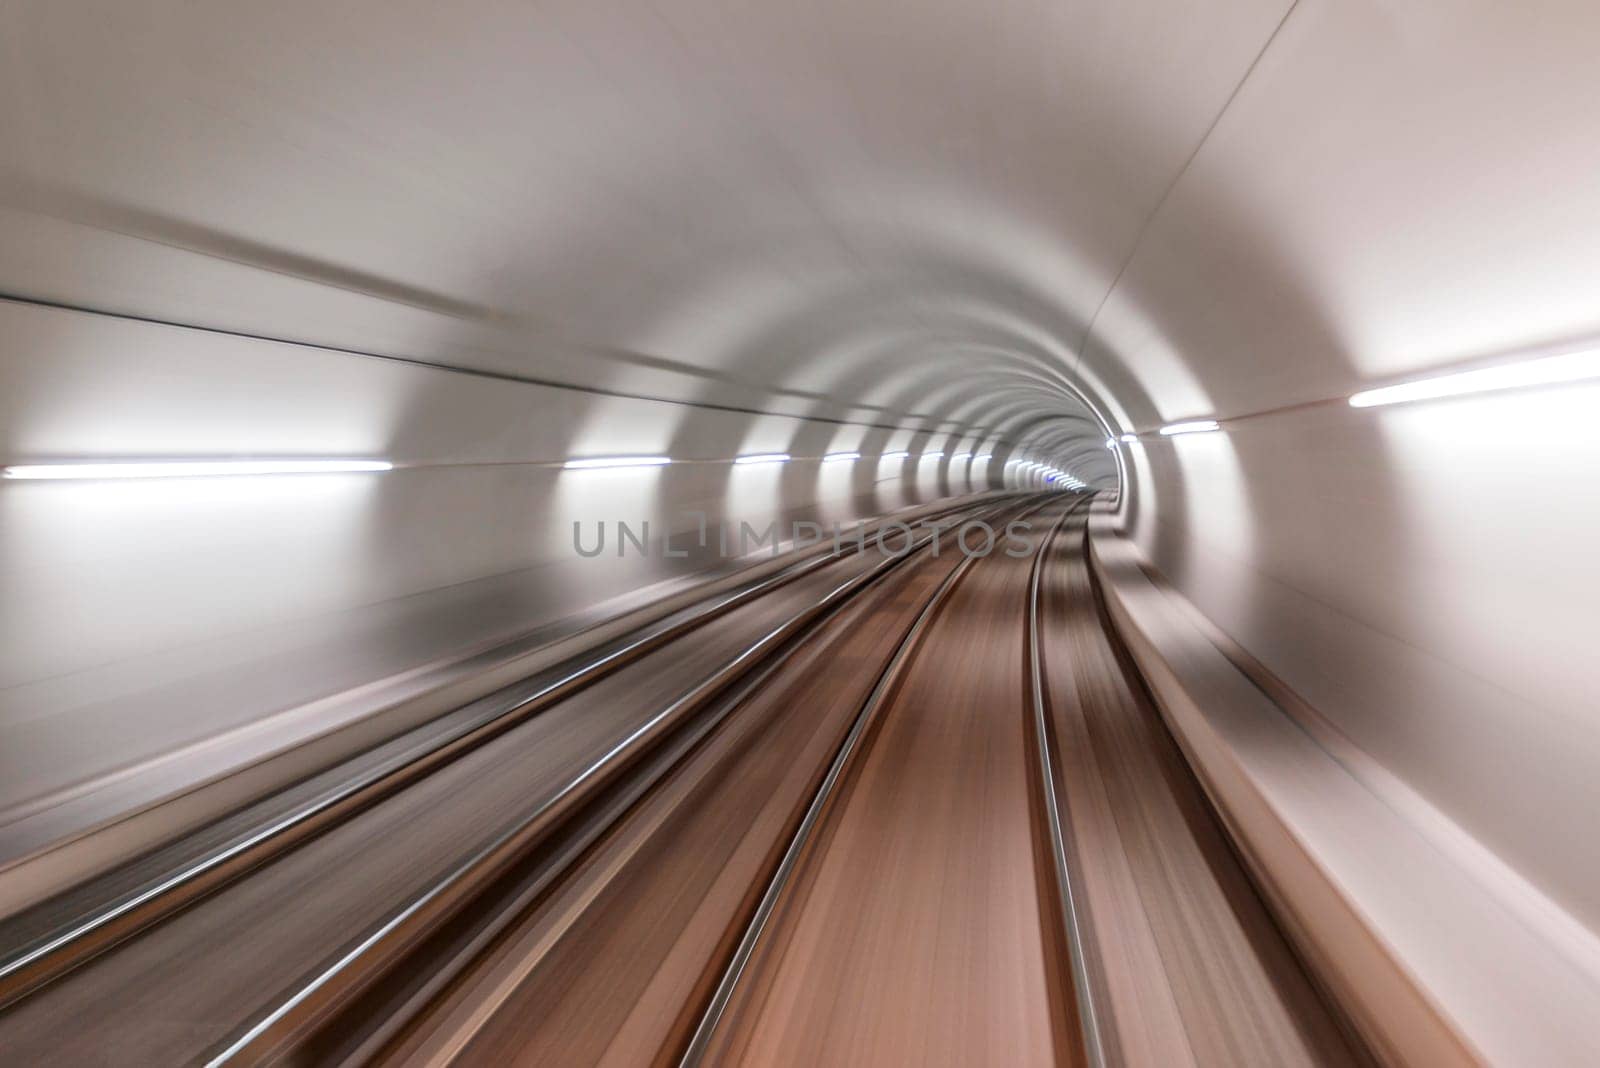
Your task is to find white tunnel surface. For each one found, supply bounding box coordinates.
[3,0,1600,1018]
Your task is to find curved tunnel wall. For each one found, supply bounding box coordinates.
[0,295,1096,816]
[1096,0,1600,948]
[2,0,1600,975]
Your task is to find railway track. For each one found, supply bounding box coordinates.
[367,498,1056,1066]
[679,496,1085,1066]
[0,492,1370,1065]
[0,496,1031,1063]
[0,496,1002,1008]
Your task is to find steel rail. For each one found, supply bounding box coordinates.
[1027,496,1110,1068]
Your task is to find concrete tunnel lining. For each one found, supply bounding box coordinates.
[3,2,1600,1058]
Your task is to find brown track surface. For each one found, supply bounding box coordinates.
[695,500,1083,1067]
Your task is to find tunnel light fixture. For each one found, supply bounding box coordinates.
[1119,433,1138,443]
[822,451,861,463]
[1159,420,1221,436]
[880,450,910,460]
[951,452,972,462]
[734,452,790,465]
[974,453,993,461]
[922,451,944,460]
[2,459,394,480]
[1348,349,1600,409]
[1105,437,1117,449]
[563,455,672,470]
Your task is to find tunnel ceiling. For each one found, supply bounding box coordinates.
[4,3,1596,488]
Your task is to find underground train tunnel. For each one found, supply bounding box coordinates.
[2,2,1598,1064]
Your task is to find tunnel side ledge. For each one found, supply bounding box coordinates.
[1084,512,1600,1067]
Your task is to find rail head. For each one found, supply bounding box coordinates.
[1026,496,1111,1068]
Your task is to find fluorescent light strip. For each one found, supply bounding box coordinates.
[880,451,910,460]
[1119,433,1137,443]
[563,455,671,470]
[1349,349,1600,408]
[951,452,972,461]
[3,459,393,480]
[922,451,944,460]
[1159,420,1221,436]
[823,451,861,462]
[734,452,790,465]
[974,453,992,461]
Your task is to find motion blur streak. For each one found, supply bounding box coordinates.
[6,2,1600,1065]
[1347,348,1600,408]
[2,460,393,479]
